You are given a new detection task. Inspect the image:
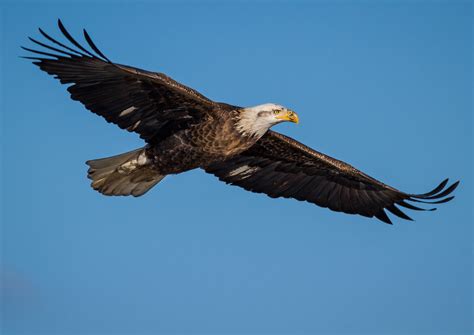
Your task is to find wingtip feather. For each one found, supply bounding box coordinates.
[374,210,393,224]
[83,28,112,63]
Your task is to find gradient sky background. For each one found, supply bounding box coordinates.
[1,1,472,334]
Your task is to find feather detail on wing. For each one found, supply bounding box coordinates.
[22,19,236,143]
[204,131,459,224]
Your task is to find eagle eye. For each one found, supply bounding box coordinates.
[273,110,279,115]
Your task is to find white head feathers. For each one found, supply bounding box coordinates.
[236,103,296,137]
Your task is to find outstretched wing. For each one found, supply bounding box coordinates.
[22,20,235,143]
[205,131,459,224]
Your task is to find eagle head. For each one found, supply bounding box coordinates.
[237,103,299,137]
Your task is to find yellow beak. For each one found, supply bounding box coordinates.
[276,110,299,124]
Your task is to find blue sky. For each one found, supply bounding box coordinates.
[1,1,472,334]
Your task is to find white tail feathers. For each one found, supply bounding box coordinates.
[86,147,165,197]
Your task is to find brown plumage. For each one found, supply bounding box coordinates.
[22,20,459,224]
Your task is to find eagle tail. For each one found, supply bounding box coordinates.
[86,147,164,197]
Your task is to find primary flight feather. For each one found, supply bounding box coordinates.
[23,20,459,224]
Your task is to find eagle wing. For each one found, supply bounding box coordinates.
[205,131,459,224]
[22,20,235,143]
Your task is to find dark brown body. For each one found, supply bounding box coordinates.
[147,110,258,174]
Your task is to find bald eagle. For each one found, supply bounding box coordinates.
[23,20,459,224]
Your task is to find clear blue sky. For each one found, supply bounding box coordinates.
[1,1,472,334]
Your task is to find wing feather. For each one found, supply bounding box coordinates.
[23,20,237,143]
[205,131,459,224]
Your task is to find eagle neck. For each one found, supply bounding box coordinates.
[234,108,271,139]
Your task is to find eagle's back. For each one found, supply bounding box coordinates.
[147,109,257,174]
